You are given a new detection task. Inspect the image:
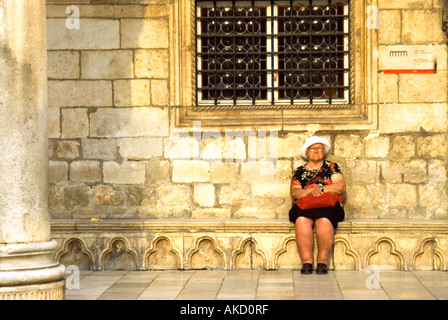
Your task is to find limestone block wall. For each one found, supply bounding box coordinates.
[46,0,448,270]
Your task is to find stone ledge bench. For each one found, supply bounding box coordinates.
[50,219,448,271]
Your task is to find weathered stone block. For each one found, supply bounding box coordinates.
[48,107,61,138]
[114,5,169,18]
[378,73,398,103]
[368,184,388,209]
[49,161,68,182]
[55,140,80,159]
[391,136,415,159]
[247,132,278,160]
[146,159,171,185]
[403,160,427,183]
[417,135,448,157]
[380,161,403,183]
[156,184,191,210]
[135,49,169,78]
[402,10,444,44]
[379,103,447,133]
[48,80,112,107]
[345,160,379,184]
[120,19,169,48]
[274,160,293,183]
[419,183,448,208]
[47,19,120,50]
[218,184,251,206]
[223,135,246,162]
[126,185,157,207]
[81,51,133,79]
[103,161,146,184]
[151,79,170,106]
[334,135,362,159]
[63,185,92,208]
[194,184,215,207]
[399,73,447,103]
[378,9,401,44]
[93,185,125,206]
[251,183,290,198]
[201,135,224,161]
[164,134,200,160]
[389,184,417,207]
[113,80,150,107]
[70,160,102,182]
[365,135,389,158]
[210,163,239,184]
[427,160,447,182]
[345,185,368,208]
[90,107,169,137]
[61,108,89,138]
[172,160,210,183]
[82,138,117,160]
[47,51,80,79]
[277,134,305,158]
[240,161,277,183]
[118,137,163,159]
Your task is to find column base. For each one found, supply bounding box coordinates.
[0,280,65,300]
[0,240,66,299]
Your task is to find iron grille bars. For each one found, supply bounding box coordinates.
[196,0,350,106]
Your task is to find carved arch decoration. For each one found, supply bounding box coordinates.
[274,236,302,270]
[232,237,268,270]
[331,237,360,270]
[99,237,139,271]
[186,236,227,270]
[412,238,445,271]
[365,237,405,271]
[55,237,95,270]
[144,236,182,270]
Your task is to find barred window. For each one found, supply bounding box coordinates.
[196,0,350,106]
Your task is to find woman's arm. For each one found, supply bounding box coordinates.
[290,184,322,199]
[322,173,346,194]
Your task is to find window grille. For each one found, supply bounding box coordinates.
[196,0,350,106]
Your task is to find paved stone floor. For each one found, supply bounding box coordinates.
[65,269,448,300]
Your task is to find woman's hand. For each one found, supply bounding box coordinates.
[304,186,323,197]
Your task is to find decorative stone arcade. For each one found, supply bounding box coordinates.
[0,0,65,299]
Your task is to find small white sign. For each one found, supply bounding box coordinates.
[381,45,436,74]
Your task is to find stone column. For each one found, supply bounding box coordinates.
[0,0,65,299]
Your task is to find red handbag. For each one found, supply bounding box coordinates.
[295,176,341,210]
[295,193,340,210]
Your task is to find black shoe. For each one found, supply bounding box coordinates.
[301,263,313,274]
[316,263,328,274]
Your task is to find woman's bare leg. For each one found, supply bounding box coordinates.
[315,217,334,264]
[294,216,315,264]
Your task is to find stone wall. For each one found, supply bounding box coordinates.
[47,0,448,271]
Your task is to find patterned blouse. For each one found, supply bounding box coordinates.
[291,160,343,199]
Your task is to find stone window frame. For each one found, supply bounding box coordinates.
[170,0,378,130]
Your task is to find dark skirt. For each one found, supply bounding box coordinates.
[289,202,345,230]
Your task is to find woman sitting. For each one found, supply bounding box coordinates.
[289,136,346,274]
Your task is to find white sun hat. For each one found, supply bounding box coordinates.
[300,136,331,159]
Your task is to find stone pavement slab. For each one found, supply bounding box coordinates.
[64,270,448,301]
